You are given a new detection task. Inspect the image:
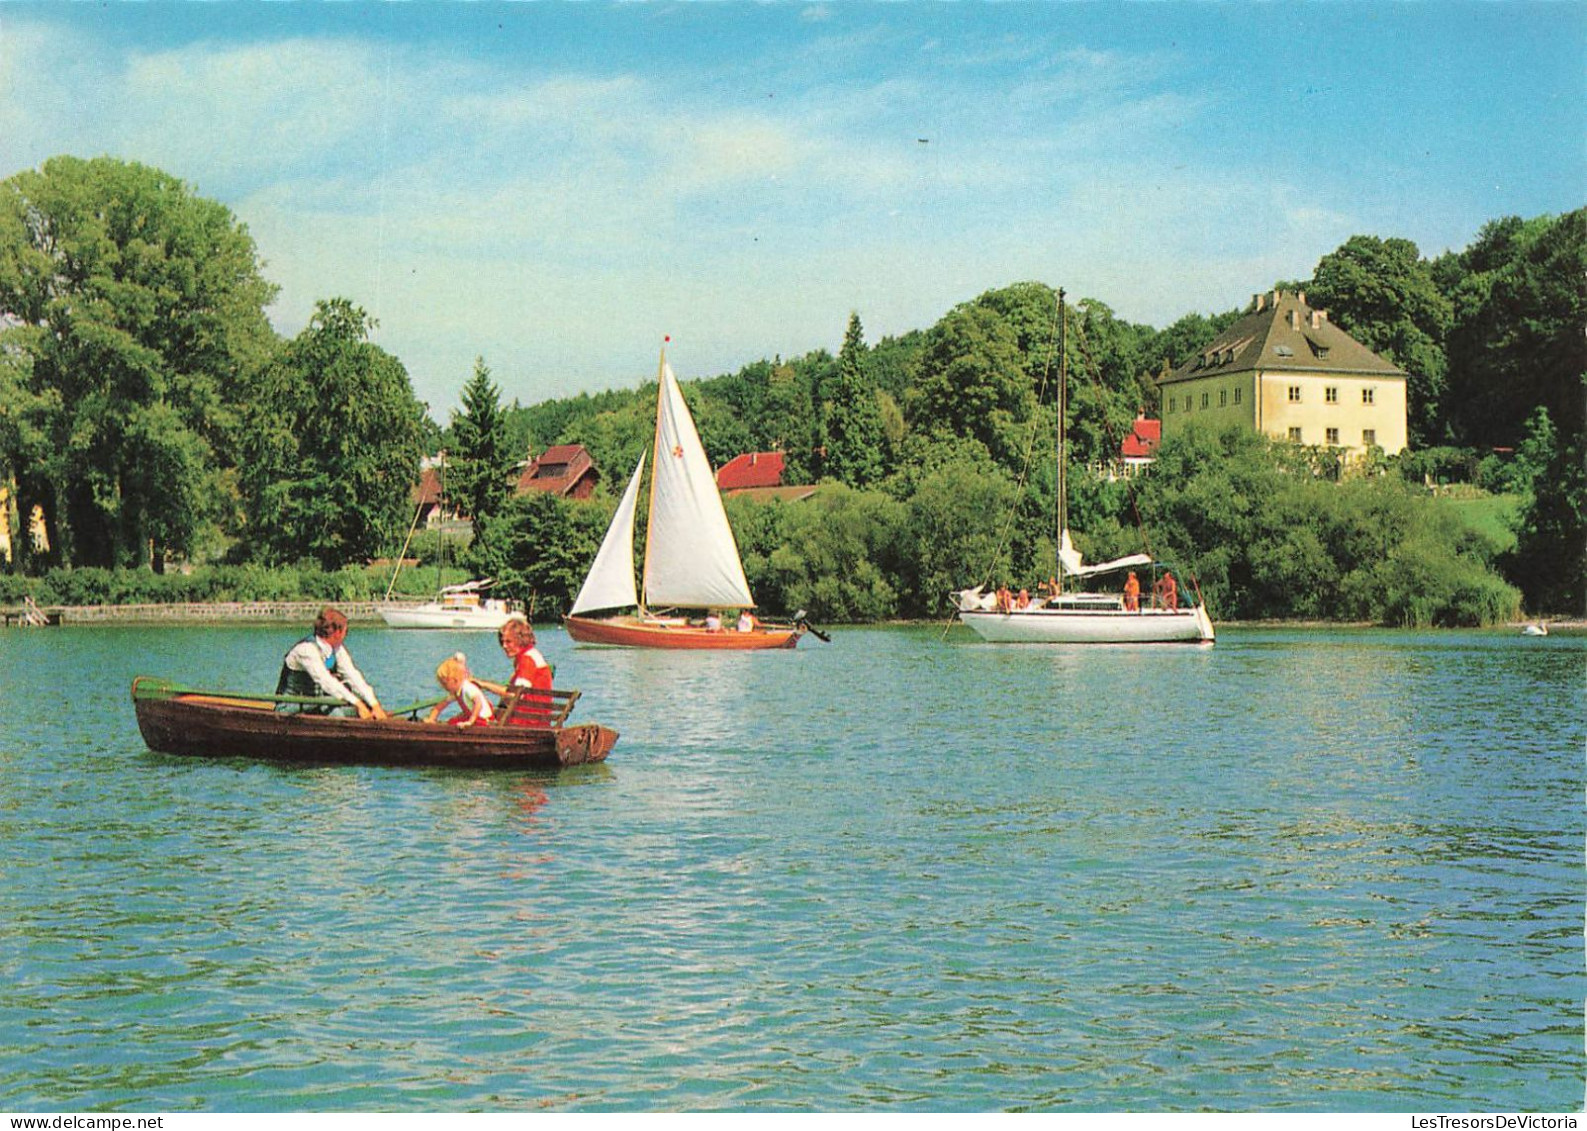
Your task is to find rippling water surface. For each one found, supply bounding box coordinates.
[0,624,1581,1112]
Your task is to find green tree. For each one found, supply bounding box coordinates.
[1306,235,1453,445]
[906,305,1033,471]
[1506,433,1587,614]
[450,358,517,578]
[239,299,426,569]
[1440,210,1586,451]
[0,156,278,569]
[448,357,516,572]
[823,313,887,487]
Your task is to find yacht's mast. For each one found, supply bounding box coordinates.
[1056,289,1067,595]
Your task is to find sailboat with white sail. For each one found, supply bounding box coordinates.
[563,344,807,650]
[952,290,1214,645]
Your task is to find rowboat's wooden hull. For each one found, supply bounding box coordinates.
[563,614,802,650]
[131,679,616,769]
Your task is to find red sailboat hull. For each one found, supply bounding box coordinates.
[563,614,801,650]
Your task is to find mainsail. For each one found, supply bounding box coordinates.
[1058,529,1152,579]
[642,361,755,610]
[569,453,645,615]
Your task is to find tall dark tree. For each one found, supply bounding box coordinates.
[1440,210,1586,451]
[0,156,277,570]
[449,357,517,578]
[239,299,426,570]
[449,358,514,525]
[823,313,887,487]
[1506,432,1587,614]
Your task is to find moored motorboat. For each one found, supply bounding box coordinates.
[380,581,515,630]
[131,677,616,769]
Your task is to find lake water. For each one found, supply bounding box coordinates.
[1,623,1581,1113]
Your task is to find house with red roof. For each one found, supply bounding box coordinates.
[1121,416,1161,470]
[715,451,819,502]
[410,458,460,527]
[516,444,599,500]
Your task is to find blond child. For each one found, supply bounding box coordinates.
[427,652,495,727]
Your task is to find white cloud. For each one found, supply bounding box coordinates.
[5,10,1484,416]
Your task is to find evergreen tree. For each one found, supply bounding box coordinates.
[449,358,516,560]
[823,313,887,487]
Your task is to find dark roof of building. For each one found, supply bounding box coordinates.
[1160,290,1406,386]
[1121,417,1161,460]
[517,444,597,496]
[716,451,786,491]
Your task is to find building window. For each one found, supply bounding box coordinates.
[1363,429,1376,447]
[1201,392,1209,409]
[1233,387,1242,405]
[1325,387,1339,404]
[1362,388,1375,405]
[1168,396,1176,413]
[1288,427,1303,442]
[1326,428,1340,445]
[1288,386,1302,403]
[1219,389,1228,407]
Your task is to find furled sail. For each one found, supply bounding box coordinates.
[1059,529,1152,579]
[569,453,645,615]
[643,362,755,609]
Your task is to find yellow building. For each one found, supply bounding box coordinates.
[1158,289,1408,458]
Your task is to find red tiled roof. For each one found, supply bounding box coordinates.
[517,444,598,497]
[716,452,786,490]
[1121,417,1161,459]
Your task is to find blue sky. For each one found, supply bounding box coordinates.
[1,2,1581,419]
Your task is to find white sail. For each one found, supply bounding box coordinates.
[643,361,755,609]
[570,453,645,615]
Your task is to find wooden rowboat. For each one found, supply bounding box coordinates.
[131,676,618,770]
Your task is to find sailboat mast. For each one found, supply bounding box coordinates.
[437,450,447,597]
[1056,289,1067,596]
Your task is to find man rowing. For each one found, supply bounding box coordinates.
[276,606,389,718]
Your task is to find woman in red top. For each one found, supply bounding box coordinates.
[497,615,554,725]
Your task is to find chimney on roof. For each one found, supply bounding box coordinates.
[1271,289,1281,306]
[1298,291,1307,307]
[1254,293,1265,312]
[1310,310,1321,329]
[1290,310,1301,330]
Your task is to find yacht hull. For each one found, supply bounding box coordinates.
[958,604,1214,644]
